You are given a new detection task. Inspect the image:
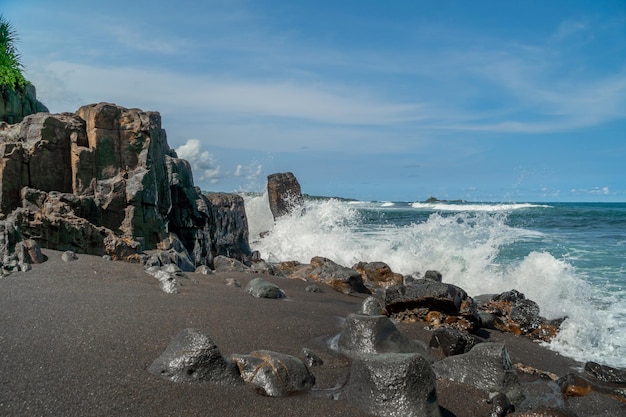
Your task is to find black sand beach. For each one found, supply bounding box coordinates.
[0,250,623,417]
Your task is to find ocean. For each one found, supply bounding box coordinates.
[243,195,626,369]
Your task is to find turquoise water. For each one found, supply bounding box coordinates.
[245,197,626,368]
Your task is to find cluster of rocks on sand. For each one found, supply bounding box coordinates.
[141,247,626,417]
[1,104,624,417]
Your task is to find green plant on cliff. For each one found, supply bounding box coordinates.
[0,14,28,91]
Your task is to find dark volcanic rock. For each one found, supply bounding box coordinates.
[338,313,428,359]
[429,327,481,357]
[231,350,315,397]
[382,280,479,331]
[266,172,304,220]
[584,361,626,385]
[432,343,524,407]
[344,352,441,417]
[148,328,240,385]
[478,290,562,342]
[488,392,515,417]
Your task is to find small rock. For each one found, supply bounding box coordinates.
[429,327,481,357]
[557,373,591,397]
[360,296,384,316]
[214,255,248,273]
[488,392,515,417]
[245,277,285,299]
[231,350,315,397]
[154,270,181,294]
[584,361,626,385]
[305,284,322,293]
[195,265,213,274]
[424,270,442,282]
[225,278,241,288]
[302,348,324,367]
[61,250,78,262]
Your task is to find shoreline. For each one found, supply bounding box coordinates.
[0,250,623,416]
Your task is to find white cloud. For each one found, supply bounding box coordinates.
[570,186,611,196]
[234,162,263,180]
[175,139,221,183]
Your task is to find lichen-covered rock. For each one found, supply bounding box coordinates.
[148,328,240,385]
[345,352,441,417]
[231,350,315,397]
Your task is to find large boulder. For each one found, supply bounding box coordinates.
[382,280,480,331]
[344,352,441,417]
[266,172,304,220]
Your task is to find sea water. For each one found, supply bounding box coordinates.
[244,195,626,369]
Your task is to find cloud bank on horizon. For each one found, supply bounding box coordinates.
[4,0,626,201]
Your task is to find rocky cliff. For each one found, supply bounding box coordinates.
[0,102,251,271]
[0,84,48,124]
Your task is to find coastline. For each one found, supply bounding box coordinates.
[0,250,623,417]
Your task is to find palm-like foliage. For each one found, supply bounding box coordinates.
[0,14,28,91]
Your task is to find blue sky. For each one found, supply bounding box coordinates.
[4,0,626,202]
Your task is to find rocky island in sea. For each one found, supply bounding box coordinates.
[0,103,624,417]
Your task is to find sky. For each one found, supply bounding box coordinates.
[3,0,626,202]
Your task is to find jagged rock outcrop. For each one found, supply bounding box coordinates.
[0,84,48,124]
[266,172,304,220]
[0,102,251,268]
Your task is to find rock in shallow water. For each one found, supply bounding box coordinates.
[148,328,240,385]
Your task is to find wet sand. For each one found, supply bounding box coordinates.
[0,250,623,416]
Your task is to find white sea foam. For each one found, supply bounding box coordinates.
[410,202,551,212]
[244,194,625,368]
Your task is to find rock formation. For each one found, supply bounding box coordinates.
[266,172,304,220]
[0,102,251,270]
[0,84,48,124]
